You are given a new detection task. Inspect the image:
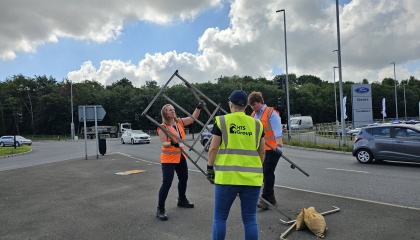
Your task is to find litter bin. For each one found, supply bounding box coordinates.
[98,138,107,155]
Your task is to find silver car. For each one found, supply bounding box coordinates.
[200,124,214,152]
[0,135,33,147]
[121,130,150,144]
[352,124,420,164]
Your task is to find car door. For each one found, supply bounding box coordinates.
[367,127,393,160]
[4,136,14,146]
[393,127,420,162]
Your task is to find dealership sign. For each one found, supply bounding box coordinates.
[351,84,373,128]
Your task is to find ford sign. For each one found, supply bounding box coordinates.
[355,87,369,93]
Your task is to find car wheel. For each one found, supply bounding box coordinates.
[203,139,209,152]
[356,149,373,164]
[16,142,20,147]
[0,142,4,147]
[131,139,134,145]
[121,138,125,144]
[147,142,150,144]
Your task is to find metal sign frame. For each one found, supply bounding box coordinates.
[141,70,225,175]
[141,70,310,221]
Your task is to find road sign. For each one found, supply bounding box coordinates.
[78,105,106,122]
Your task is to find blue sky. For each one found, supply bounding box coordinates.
[1,0,419,86]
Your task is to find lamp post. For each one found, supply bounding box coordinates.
[70,80,75,140]
[391,62,398,119]
[335,0,346,144]
[333,66,339,134]
[276,9,291,140]
[403,82,407,120]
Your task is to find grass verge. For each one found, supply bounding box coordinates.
[0,145,31,157]
[284,138,353,152]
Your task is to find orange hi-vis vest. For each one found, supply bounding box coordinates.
[158,120,186,163]
[251,107,278,150]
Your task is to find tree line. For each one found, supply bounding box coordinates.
[1,73,419,136]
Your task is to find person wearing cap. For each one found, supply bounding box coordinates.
[248,91,284,210]
[207,89,266,239]
[155,101,205,221]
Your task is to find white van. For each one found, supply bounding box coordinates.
[290,116,313,130]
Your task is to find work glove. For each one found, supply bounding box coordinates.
[206,165,215,184]
[274,145,283,157]
[196,100,206,109]
[170,141,180,148]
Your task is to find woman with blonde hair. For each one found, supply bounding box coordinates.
[156,101,205,221]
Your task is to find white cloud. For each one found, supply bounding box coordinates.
[0,0,221,60]
[2,0,420,85]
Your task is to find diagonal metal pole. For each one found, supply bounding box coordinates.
[265,142,309,177]
[141,70,178,116]
[259,197,291,220]
[144,114,209,163]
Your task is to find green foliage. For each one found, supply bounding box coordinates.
[0,73,419,136]
[0,145,31,157]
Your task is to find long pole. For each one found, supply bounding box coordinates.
[391,62,398,119]
[276,9,291,140]
[335,0,346,144]
[71,80,74,140]
[333,67,339,134]
[403,83,407,120]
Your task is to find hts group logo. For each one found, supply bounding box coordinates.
[229,123,253,136]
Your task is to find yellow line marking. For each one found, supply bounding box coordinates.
[115,170,145,175]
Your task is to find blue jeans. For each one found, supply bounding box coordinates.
[158,157,188,207]
[212,184,261,240]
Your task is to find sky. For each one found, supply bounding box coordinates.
[1,0,420,87]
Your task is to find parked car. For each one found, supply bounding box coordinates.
[352,124,420,164]
[0,135,32,147]
[200,124,214,151]
[346,124,374,136]
[121,130,150,144]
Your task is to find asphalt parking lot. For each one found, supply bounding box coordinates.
[0,153,419,240]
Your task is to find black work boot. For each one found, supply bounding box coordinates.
[257,198,269,210]
[177,197,194,208]
[268,195,278,207]
[156,206,168,221]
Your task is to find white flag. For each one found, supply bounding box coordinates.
[382,98,387,117]
[343,96,347,119]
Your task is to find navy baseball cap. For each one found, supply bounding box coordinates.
[228,90,248,107]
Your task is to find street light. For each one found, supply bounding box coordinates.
[403,82,407,120]
[391,62,398,119]
[70,80,75,140]
[335,0,346,144]
[276,9,291,140]
[333,66,339,134]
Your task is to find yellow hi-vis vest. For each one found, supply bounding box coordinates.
[214,112,264,186]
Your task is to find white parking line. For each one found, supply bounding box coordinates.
[276,185,420,211]
[326,168,369,174]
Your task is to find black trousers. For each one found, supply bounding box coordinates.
[261,150,281,199]
[158,156,188,207]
